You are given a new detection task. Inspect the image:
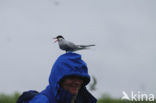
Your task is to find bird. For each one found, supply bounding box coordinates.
[53,35,95,52]
[89,76,97,91]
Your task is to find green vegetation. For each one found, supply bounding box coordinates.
[0,92,20,103]
[0,92,155,103]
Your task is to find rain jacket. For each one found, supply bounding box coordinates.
[29,52,97,103]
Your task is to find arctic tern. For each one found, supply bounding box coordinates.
[53,35,95,52]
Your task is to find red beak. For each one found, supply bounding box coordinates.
[53,37,58,43]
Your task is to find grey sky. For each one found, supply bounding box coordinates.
[0,0,156,98]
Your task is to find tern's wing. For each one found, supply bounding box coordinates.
[65,41,80,49]
[59,40,80,51]
[66,41,91,50]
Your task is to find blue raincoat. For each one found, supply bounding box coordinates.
[29,52,97,103]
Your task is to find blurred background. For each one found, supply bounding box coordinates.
[0,0,156,101]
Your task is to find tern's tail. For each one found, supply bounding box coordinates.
[79,44,95,48]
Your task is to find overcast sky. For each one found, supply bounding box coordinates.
[0,0,156,98]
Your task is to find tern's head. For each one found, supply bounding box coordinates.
[54,35,64,43]
[56,35,64,40]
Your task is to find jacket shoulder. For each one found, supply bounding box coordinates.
[29,94,49,103]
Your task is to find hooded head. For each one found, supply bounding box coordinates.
[49,52,90,97]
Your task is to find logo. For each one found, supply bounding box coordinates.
[121,91,155,101]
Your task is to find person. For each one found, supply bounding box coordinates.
[29,52,97,103]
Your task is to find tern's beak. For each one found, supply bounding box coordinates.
[53,37,58,43]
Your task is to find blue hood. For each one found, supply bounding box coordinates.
[30,52,96,103]
[49,52,90,97]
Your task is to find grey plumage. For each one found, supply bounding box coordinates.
[54,35,95,52]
